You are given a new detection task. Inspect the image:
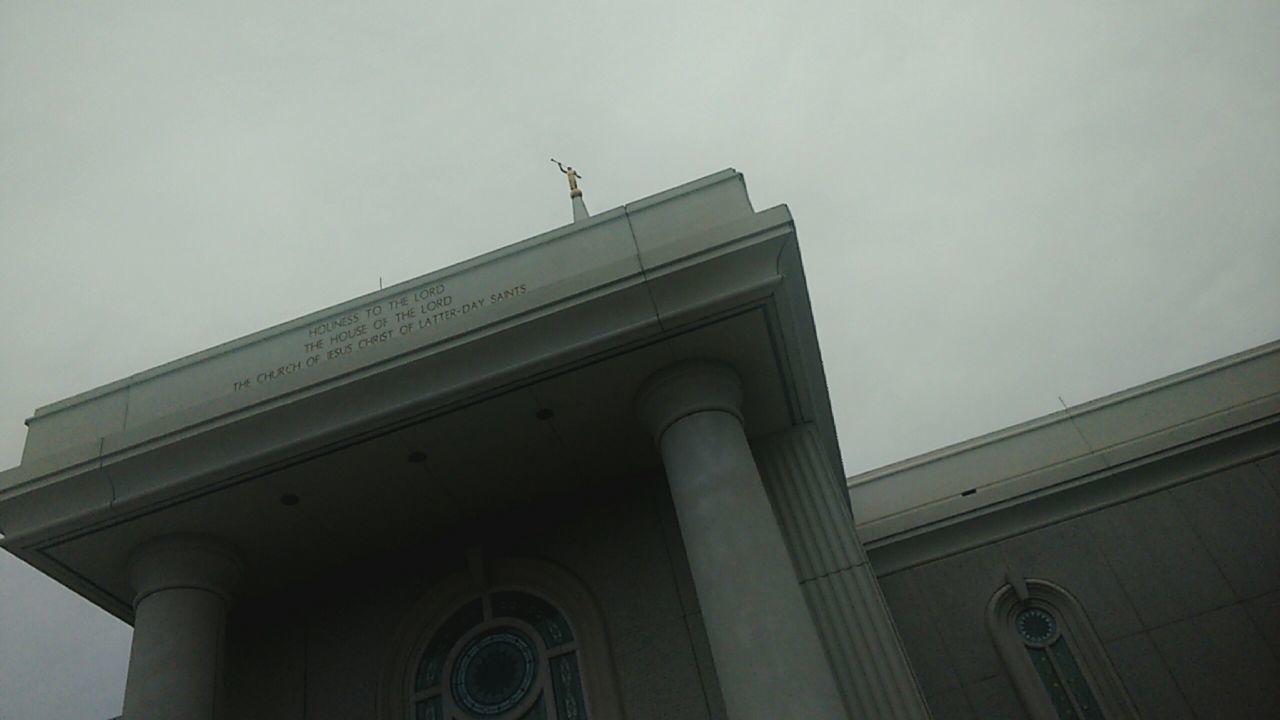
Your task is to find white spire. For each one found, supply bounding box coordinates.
[571,192,589,222]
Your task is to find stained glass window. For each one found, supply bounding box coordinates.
[416,600,484,691]
[410,590,588,720]
[549,653,587,720]
[1015,606,1105,720]
[493,591,574,648]
[989,580,1136,719]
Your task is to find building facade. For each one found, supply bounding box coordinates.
[0,171,1276,719]
[854,340,1280,718]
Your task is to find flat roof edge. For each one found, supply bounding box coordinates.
[862,415,1280,575]
[29,169,746,421]
[849,338,1280,487]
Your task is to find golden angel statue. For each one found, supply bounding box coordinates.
[551,158,584,196]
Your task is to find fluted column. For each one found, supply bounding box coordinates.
[122,534,242,720]
[755,425,932,719]
[637,360,846,719]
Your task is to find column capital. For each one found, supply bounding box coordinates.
[127,534,243,607]
[636,360,743,442]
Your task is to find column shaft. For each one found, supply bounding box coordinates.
[123,588,229,719]
[640,361,846,719]
[121,535,241,720]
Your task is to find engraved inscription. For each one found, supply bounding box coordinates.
[233,280,528,392]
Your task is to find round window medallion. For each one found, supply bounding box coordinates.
[451,628,538,716]
[1015,607,1059,646]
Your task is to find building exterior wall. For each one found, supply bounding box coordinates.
[223,473,726,720]
[877,452,1280,719]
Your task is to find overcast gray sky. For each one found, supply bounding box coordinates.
[2,2,1278,717]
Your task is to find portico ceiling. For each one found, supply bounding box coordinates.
[38,309,796,614]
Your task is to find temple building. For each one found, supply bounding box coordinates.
[0,171,1276,719]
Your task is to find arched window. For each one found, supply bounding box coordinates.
[378,557,623,720]
[411,590,587,720]
[987,577,1137,720]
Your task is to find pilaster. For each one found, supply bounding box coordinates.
[754,425,932,719]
